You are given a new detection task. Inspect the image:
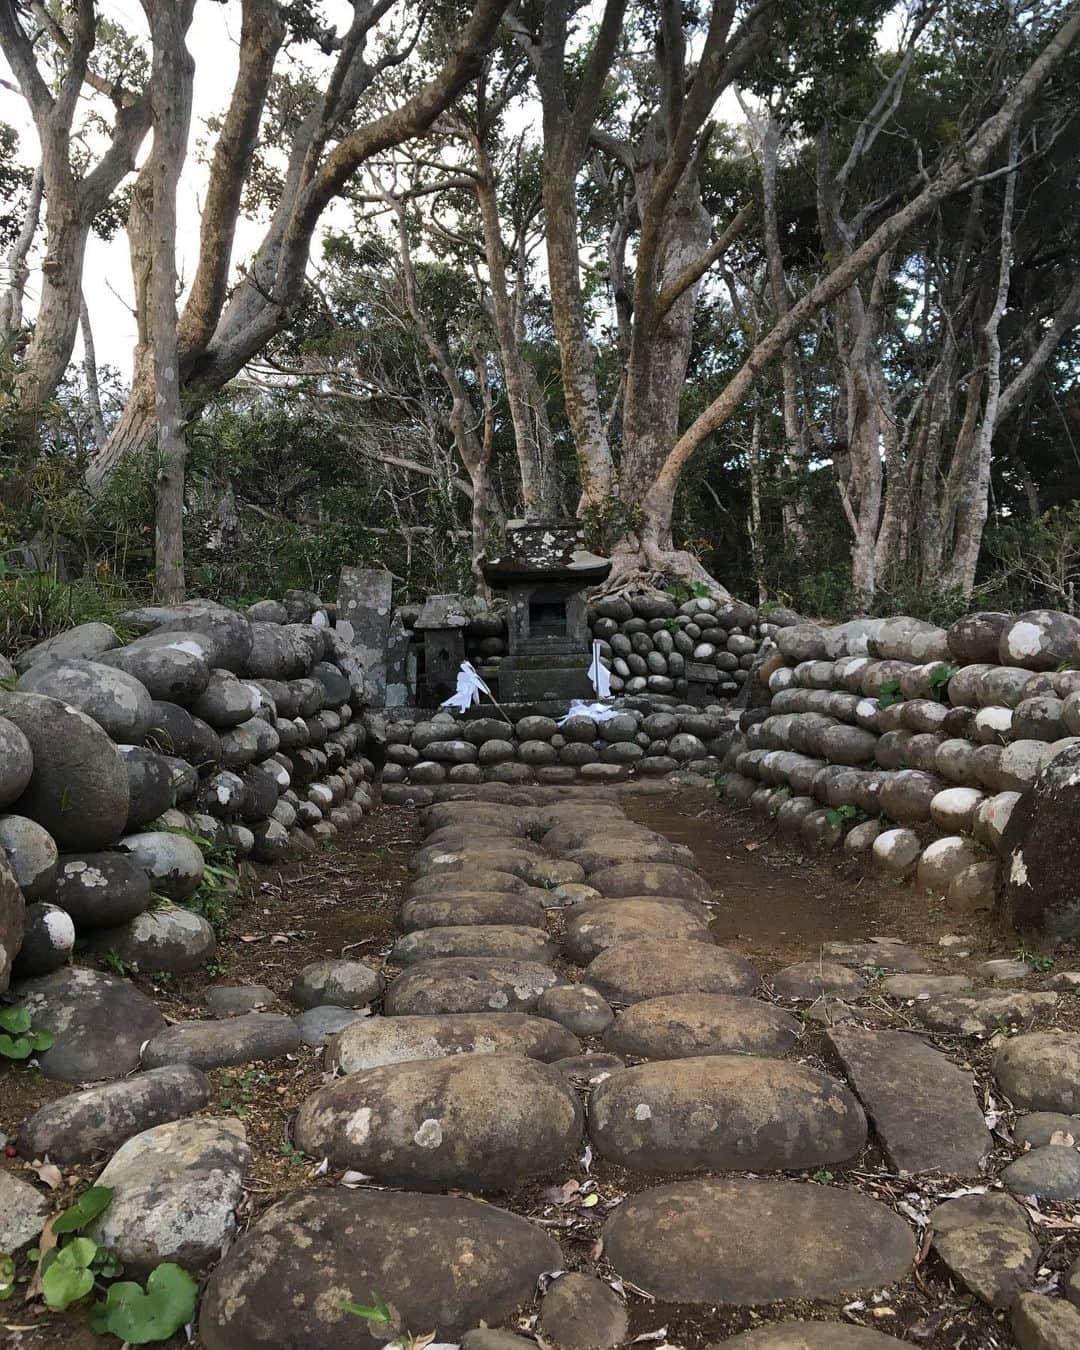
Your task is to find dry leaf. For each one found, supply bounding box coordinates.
[1049,1130,1075,1147]
[30,1159,62,1190]
[25,1215,59,1302]
[579,1193,600,1208]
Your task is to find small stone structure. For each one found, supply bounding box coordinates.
[414,594,471,705]
[336,568,392,704]
[481,520,611,702]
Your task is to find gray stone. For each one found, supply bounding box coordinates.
[0,716,33,809]
[0,1169,49,1251]
[771,960,865,1001]
[390,924,557,966]
[1002,1145,1080,1199]
[49,850,151,927]
[199,1187,560,1350]
[994,1033,1080,1112]
[565,898,712,964]
[827,1028,992,1175]
[336,569,393,706]
[1012,1293,1080,1350]
[294,1053,582,1190]
[602,1177,914,1305]
[605,992,801,1060]
[979,956,1034,981]
[881,973,974,999]
[118,747,177,832]
[820,940,929,972]
[565,834,696,874]
[537,984,614,1036]
[1000,610,1080,671]
[717,1328,922,1349]
[141,1012,302,1070]
[328,1011,578,1072]
[122,602,253,671]
[192,669,260,728]
[539,1272,627,1350]
[589,861,711,904]
[914,989,1059,1036]
[15,621,121,673]
[400,891,546,931]
[589,1055,865,1174]
[18,658,154,743]
[18,1063,212,1163]
[384,957,560,1015]
[462,1333,534,1350]
[294,1005,369,1047]
[584,939,758,1004]
[0,693,129,850]
[15,965,166,1080]
[101,641,210,705]
[92,906,217,974]
[1001,743,1080,936]
[1014,1112,1080,1148]
[87,1116,248,1273]
[11,900,74,977]
[933,1221,1039,1308]
[930,1191,1031,1235]
[0,852,24,992]
[291,958,383,1009]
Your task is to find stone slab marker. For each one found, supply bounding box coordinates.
[827,1027,992,1176]
[336,568,393,707]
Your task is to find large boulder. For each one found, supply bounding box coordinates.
[583,939,758,1004]
[999,742,1080,936]
[399,891,546,931]
[589,1055,866,1173]
[15,621,120,673]
[994,1032,1080,1113]
[11,900,75,977]
[0,813,50,900]
[14,965,166,1080]
[120,601,253,672]
[999,609,1080,670]
[199,1188,560,1350]
[601,1177,914,1305]
[605,993,801,1060]
[0,853,25,991]
[141,1013,301,1070]
[118,747,177,831]
[118,830,205,900]
[0,716,34,808]
[48,851,151,927]
[328,1012,579,1073]
[17,658,154,743]
[0,693,129,849]
[294,1054,582,1190]
[565,899,711,964]
[291,958,384,1009]
[86,1116,249,1273]
[100,640,210,705]
[18,1064,212,1163]
[385,957,560,1015]
[588,861,711,904]
[91,906,217,975]
[390,924,558,966]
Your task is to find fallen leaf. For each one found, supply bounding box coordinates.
[339,1170,372,1188]
[540,1180,580,1205]
[1050,1130,1075,1147]
[632,1330,669,1343]
[579,1193,600,1208]
[30,1159,62,1190]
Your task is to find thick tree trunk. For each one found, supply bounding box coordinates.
[140,0,196,603]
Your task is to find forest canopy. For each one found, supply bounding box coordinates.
[1,0,1078,630]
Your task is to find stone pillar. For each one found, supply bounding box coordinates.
[336,568,393,707]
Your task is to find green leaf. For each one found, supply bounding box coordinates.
[53,1185,114,1235]
[28,1030,54,1051]
[0,1006,31,1034]
[0,1033,32,1059]
[41,1241,97,1310]
[92,1263,198,1343]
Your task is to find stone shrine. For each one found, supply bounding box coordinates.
[481,520,611,702]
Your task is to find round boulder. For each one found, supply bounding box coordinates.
[1000,610,1080,671]
[384,957,559,1015]
[199,1187,559,1350]
[399,892,545,931]
[49,851,151,927]
[294,1054,582,1190]
[584,939,758,1004]
[588,862,711,905]
[564,899,712,964]
[605,993,800,1060]
[92,907,217,974]
[0,814,58,898]
[100,641,210,706]
[589,1055,866,1173]
[291,959,384,1010]
[328,1012,579,1073]
[0,717,33,809]
[994,1032,1080,1113]
[12,901,75,977]
[537,984,614,1037]
[390,925,557,966]
[0,693,129,849]
[119,830,205,901]
[17,658,153,743]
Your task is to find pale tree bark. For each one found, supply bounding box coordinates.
[138,0,196,603]
[0,164,43,342]
[79,294,106,447]
[642,5,1080,575]
[0,0,151,412]
[87,0,512,489]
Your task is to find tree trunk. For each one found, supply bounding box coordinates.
[0,163,43,342]
[139,0,196,603]
[80,293,106,447]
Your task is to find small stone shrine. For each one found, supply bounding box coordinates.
[481,520,611,702]
[414,594,470,705]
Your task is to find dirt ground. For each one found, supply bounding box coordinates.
[4,787,1080,1349]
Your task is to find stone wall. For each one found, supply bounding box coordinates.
[378,702,737,806]
[0,590,374,990]
[718,608,1080,915]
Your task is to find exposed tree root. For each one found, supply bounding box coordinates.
[595,536,736,604]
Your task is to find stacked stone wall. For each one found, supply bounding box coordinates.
[719,608,1080,912]
[379,702,738,806]
[0,590,374,989]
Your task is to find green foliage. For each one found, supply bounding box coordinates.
[42,1238,98,1310]
[89,1264,197,1344]
[825,803,864,828]
[53,1187,116,1236]
[876,678,903,709]
[148,823,239,933]
[0,1252,15,1302]
[0,1002,54,1059]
